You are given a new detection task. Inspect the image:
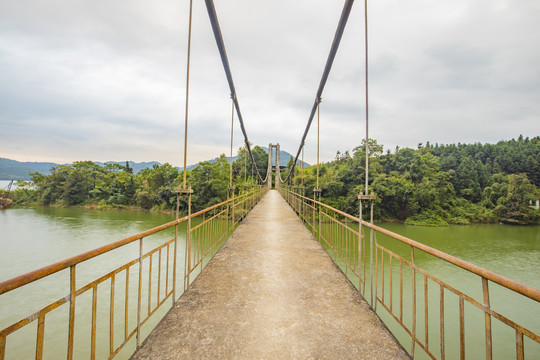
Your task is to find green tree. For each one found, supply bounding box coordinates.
[62,170,87,205]
[493,173,538,224]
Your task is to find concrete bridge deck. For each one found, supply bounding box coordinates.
[132,190,409,359]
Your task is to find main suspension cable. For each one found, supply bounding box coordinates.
[204,0,266,184]
[281,0,355,183]
[229,95,235,189]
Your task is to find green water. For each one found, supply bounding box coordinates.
[319,221,540,359]
[0,207,186,360]
[1,207,539,359]
[376,223,540,360]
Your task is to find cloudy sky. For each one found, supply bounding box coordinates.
[1,0,539,167]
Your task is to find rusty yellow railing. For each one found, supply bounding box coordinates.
[280,187,540,360]
[0,186,266,360]
[184,186,266,288]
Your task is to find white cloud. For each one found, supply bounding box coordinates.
[0,0,538,168]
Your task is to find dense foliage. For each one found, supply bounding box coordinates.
[288,136,539,225]
[4,138,538,225]
[6,146,267,214]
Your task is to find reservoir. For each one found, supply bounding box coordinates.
[1,206,539,359]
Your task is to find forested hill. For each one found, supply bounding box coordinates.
[0,159,161,180]
[2,145,303,215]
[291,136,539,225]
[3,138,538,225]
[0,148,305,180]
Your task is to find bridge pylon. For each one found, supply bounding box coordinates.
[266,143,281,189]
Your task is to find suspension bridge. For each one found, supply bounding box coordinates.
[1,0,539,359]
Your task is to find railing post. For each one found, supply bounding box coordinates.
[67,265,76,360]
[359,191,376,305]
[314,188,322,242]
[300,186,305,222]
[173,191,179,302]
[177,186,194,291]
[229,186,235,230]
[482,277,493,360]
[358,195,363,292]
[136,237,143,348]
[410,247,416,357]
[187,187,194,290]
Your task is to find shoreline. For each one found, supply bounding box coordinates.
[8,202,538,227]
[9,201,176,216]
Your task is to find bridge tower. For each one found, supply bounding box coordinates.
[275,143,280,189]
[266,143,281,189]
[267,144,273,189]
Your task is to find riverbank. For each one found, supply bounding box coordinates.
[0,198,13,209]
[12,195,540,227]
[80,201,175,215]
[7,200,176,216]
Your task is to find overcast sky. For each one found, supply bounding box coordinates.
[1,0,539,166]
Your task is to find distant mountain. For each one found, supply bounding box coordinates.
[0,158,161,180]
[0,158,59,180]
[0,149,310,180]
[187,147,310,170]
[260,146,310,168]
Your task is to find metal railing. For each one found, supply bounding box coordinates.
[280,187,540,360]
[0,186,266,360]
[185,186,266,288]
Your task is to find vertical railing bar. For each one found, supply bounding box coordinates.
[370,200,375,307]
[482,277,492,360]
[124,268,129,342]
[186,191,192,288]
[201,214,205,268]
[440,284,445,360]
[0,336,6,360]
[165,244,170,297]
[424,274,429,349]
[390,256,393,313]
[345,218,349,275]
[312,198,315,236]
[91,286,97,360]
[231,188,236,228]
[363,226,366,294]
[158,248,162,304]
[358,202,363,292]
[400,260,403,322]
[148,254,152,315]
[411,247,416,357]
[67,265,76,360]
[459,295,465,360]
[516,330,524,360]
[375,241,378,310]
[109,273,115,356]
[382,249,385,303]
[136,237,143,348]
[340,221,343,269]
[184,214,189,290]
[35,314,45,360]
[318,192,321,244]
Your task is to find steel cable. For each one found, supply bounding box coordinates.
[280,0,355,184]
[204,0,266,184]
[181,0,194,189]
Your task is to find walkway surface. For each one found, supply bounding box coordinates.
[132,190,409,359]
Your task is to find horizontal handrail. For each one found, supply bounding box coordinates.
[282,188,540,303]
[281,186,539,358]
[0,189,260,296]
[1,186,267,360]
